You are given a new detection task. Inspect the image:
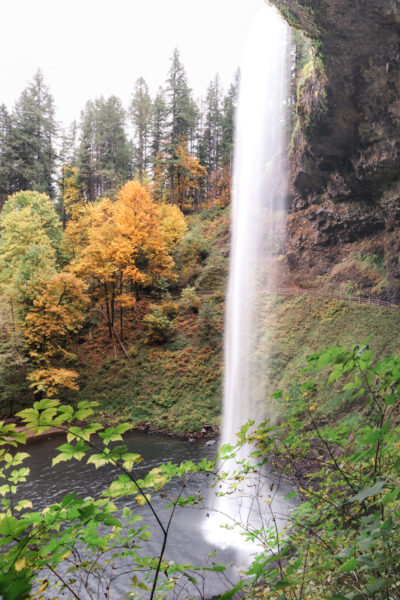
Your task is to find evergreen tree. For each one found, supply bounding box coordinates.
[166,49,196,146]
[130,78,153,183]
[58,121,79,227]
[0,104,11,209]
[151,88,167,163]
[221,70,240,168]
[77,96,131,202]
[59,121,79,167]
[199,75,223,182]
[6,70,57,198]
[165,49,198,204]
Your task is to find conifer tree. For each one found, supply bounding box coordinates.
[151,88,168,164]
[0,104,11,209]
[221,70,240,168]
[130,78,153,183]
[165,49,198,204]
[77,96,131,201]
[6,70,57,198]
[199,75,223,197]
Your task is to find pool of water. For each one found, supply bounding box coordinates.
[16,430,295,599]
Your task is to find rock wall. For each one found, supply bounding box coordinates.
[271,0,400,294]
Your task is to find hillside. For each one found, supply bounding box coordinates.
[57,202,400,435]
[59,206,229,433]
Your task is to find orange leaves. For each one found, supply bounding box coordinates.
[174,144,207,209]
[68,180,179,337]
[27,367,80,397]
[24,272,88,395]
[114,180,173,286]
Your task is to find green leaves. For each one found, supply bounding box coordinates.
[106,475,138,498]
[52,440,89,465]
[351,480,385,503]
[338,557,358,572]
[98,423,132,445]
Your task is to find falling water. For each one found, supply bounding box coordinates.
[204,3,291,553]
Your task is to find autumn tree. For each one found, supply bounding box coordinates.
[159,203,187,252]
[0,191,61,312]
[70,181,175,339]
[24,272,87,397]
[58,164,84,228]
[0,293,29,414]
[0,191,87,398]
[69,198,118,337]
[174,144,207,209]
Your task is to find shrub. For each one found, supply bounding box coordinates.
[180,286,200,313]
[179,232,210,264]
[160,300,179,319]
[198,300,223,341]
[143,306,173,343]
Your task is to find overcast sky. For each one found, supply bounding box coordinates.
[0,0,266,128]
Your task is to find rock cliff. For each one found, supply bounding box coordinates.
[271,0,400,297]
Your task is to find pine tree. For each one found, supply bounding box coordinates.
[130,78,153,182]
[0,104,11,209]
[165,49,198,204]
[199,75,223,194]
[6,70,57,198]
[221,70,240,168]
[77,96,131,202]
[151,88,168,164]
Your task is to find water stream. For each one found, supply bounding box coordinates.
[19,433,237,599]
[204,3,291,550]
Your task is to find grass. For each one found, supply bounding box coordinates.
[265,294,400,419]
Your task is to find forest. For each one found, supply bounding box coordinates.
[1,1,400,599]
[0,52,237,413]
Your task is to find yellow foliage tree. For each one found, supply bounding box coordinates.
[159,203,187,252]
[71,180,175,340]
[174,144,207,209]
[24,272,88,396]
[59,164,84,227]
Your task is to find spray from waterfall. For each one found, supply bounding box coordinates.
[204,2,290,552]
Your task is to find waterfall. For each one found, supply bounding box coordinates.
[204,2,291,553]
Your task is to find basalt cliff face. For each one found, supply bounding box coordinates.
[271,0,400,298]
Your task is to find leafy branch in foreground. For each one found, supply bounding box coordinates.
[1,343,399,599]
[0,400,221,600]
[238,344,400,600]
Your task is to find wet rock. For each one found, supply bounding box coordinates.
[271,0,400,293]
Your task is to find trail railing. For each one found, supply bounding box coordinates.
[196,287,400,311]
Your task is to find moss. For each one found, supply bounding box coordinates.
[296,60,314,103]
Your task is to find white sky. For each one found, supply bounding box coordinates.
[0,0,266,128]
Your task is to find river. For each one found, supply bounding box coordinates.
[16,430,295,599]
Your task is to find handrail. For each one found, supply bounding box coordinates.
[196,287,400,311]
